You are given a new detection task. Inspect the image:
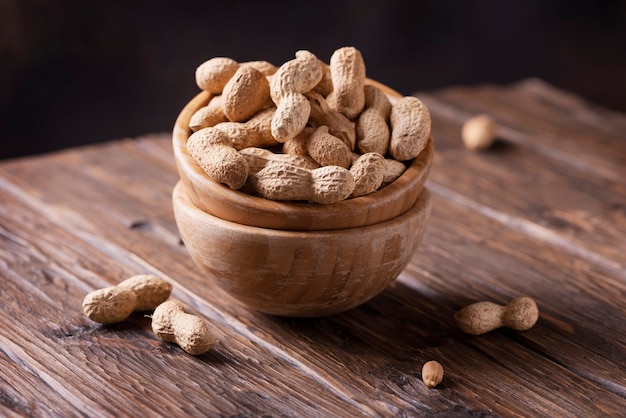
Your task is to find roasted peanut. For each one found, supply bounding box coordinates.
[189,95,228,132]
[283,126,314,157]
[82,287,136,324]
[350,152,385,197]
[222,65,272,122]
[240,147,319,174]
[195,57,240,94]
[389,96,431,161]
[249,161,355,204]
[242,60,278,76]
[187,127,249,189]
[269,50,323,142]
[356,85,391,155]
[307,125,352,168]
[306,91,356,150]
[151,300,216,355]
[116,275,173,311]
[213,107,279,150]
[82,275,172,324]
[327,46,366,119]
[381,158,407,186]
[422,360,444,388]
[454,296,539,335]
[312,60,333,96]
[462,114,496,150]
[195,58,276,95]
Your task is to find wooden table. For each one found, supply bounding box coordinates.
[1,79,625,417]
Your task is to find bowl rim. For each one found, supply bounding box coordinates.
[172,78,433,231]
[174,180,432,237]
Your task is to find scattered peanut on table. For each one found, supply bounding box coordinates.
[82,274,172,324]
[187,46,433,203]
[462,114,497,150]
[421,360,444,388]
[151,300,217,356]
[454,296,539,335]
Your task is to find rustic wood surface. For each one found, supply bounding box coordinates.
[1,78,625,417]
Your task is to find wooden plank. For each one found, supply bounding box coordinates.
[420,79,626,184]
[0,186,376,417]
[1,133,625,415]
[414,192,626,373]
[0,351,80,417]
[418,90,626,272]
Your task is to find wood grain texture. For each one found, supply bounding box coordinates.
[1,79,625,417]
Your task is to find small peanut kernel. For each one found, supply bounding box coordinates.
[421,360,444,388]
[82,274,172,324]
[462,114,496,150]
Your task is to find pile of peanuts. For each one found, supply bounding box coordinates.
[187,46,432,204]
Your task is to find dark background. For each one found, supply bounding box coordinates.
[1,0,625,160]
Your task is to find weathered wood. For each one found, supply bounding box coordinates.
[1,79,625,417]
[420,79,626,183]
[0,188,380,417]
[420,85,626,270]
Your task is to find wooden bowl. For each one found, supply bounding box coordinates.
[173,181,431,317]
[172,79,433,231]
